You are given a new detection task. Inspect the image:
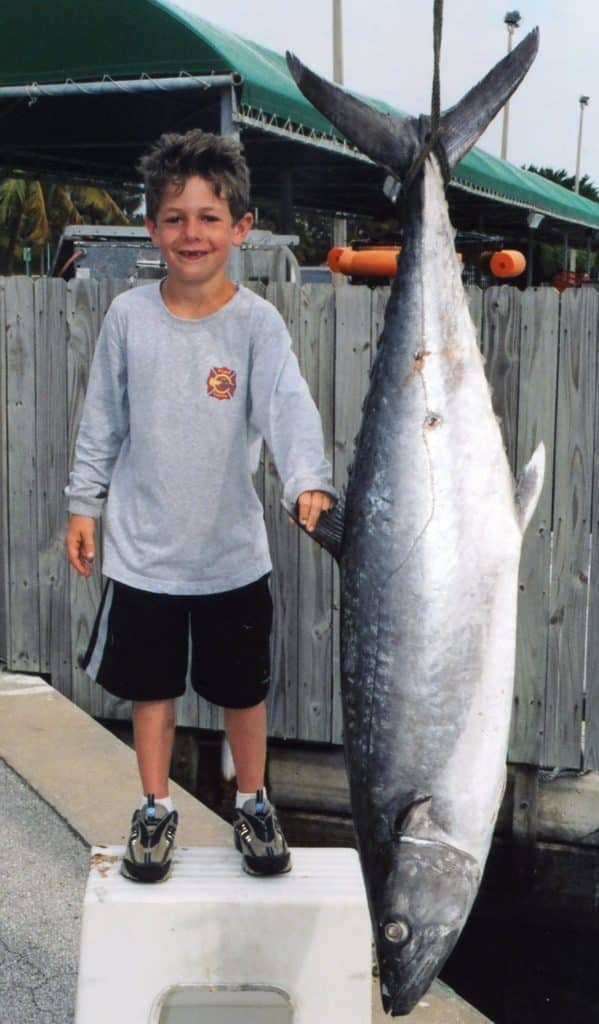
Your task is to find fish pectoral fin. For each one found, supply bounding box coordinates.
[395,795,433,836]
[515,441,545,534]
[283,488,346,561]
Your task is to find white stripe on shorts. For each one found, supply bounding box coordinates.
[86,580,115,680]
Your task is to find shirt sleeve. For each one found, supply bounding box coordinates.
[249,306,337,513]
[65,301,129,517]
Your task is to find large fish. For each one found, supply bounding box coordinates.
[286,24,544,1017]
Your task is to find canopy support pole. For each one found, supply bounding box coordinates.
[220,84,242,283]
[0,74,239,102]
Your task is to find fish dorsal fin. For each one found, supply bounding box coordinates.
[441,28,539,169]
[286,52,416,178]
[283,488,346,562]
[515,441,545,534]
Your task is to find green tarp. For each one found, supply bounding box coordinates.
[2,0,599,232]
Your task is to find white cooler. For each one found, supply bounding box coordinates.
[75,845,372,1023]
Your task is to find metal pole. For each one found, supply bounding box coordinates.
[333,0,344,85]
[332,0,347,279]
[574,95,590,193]
[0,74,239,101]
[570,95,590,272]
[220,85,242,283]
[500,12,521,160]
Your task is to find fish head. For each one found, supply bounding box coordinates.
[366,826,480,1016]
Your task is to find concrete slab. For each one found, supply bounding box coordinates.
[0,671,492,1023]
[0,670,230,847]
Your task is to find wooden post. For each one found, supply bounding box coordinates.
[511,764,539,891]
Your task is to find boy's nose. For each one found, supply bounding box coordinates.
[183,223,202,241]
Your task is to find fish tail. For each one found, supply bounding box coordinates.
[286,27,538,180]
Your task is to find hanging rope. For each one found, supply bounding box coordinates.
[431,0,443,130]
[403,0,451,193]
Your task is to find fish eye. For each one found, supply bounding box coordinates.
[384,919,411,945]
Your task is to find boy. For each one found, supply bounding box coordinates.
[65,129,336,882]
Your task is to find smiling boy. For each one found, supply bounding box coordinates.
[65,130,336,882]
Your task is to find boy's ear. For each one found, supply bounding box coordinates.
[144,215,158,245]
[233,211,253,246]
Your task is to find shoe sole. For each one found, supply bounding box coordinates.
[242,855,292,877]
[120,858,173,883]
[234,832,292,876]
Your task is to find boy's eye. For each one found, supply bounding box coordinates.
[164,216,181,223]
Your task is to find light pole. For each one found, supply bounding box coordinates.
[332,0,347,262]
[500,10,521,160]
[333,0,343,85]
[574,95,590,194]
[569,95,590,271]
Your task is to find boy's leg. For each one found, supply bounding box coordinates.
[226,699,291,876]
[121,698,178,883]
[223,700,267,792]
[133,698,176,797]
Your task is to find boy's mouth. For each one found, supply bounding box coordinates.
[179,250,207,260]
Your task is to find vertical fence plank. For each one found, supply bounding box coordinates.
[509,287,559,765]
[297,284,335,742]
[261,282,301,739]
[0,281,9,663]
[582,291,599,768]
[35,278,71,692]
[544,287,597,768]
[5,278,40,671]
[481,285,522,471]
[67,279,105,716]
[465,284,483,342]
[93,280,144,724]
[331,285,373,744]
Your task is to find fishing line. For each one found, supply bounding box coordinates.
[403,0,451,193]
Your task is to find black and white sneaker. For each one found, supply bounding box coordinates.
[233,789,291,876]
[120,795,178,883]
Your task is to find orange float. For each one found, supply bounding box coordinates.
[489,250,526,278]
[327,246,401,277]
[328,246,463,278]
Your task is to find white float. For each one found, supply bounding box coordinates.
[75,845,372,1023]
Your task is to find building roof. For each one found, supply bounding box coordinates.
[2,0,598,244]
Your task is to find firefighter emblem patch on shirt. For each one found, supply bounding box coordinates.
[207,366,237,400]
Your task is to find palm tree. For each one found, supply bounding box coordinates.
[0,178,141,275]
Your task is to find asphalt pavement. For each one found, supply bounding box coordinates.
[0,758,89,1024]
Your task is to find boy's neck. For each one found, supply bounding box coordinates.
[160,276,238,319]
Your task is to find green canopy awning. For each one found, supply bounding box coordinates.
[2,0,599,240]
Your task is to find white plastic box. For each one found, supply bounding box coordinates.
[75,845,372,1023]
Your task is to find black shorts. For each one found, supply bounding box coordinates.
[81,575,273,708]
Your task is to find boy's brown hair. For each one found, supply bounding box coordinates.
[138,129,251,223]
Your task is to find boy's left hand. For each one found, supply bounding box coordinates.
[297,490,336,533]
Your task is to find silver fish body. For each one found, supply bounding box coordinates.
[287,28,544,1016]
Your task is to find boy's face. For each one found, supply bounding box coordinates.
[145,175,252,289]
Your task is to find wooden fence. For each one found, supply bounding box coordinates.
[0,276,597,769]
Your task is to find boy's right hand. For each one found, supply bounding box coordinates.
[65,515,96,577]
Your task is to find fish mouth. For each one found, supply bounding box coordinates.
[378,932,457,1017]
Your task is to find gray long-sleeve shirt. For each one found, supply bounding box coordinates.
[66,282,336,594]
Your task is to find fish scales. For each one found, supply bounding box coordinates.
[343,158,521,865]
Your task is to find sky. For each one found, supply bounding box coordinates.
[173,0,599,188]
